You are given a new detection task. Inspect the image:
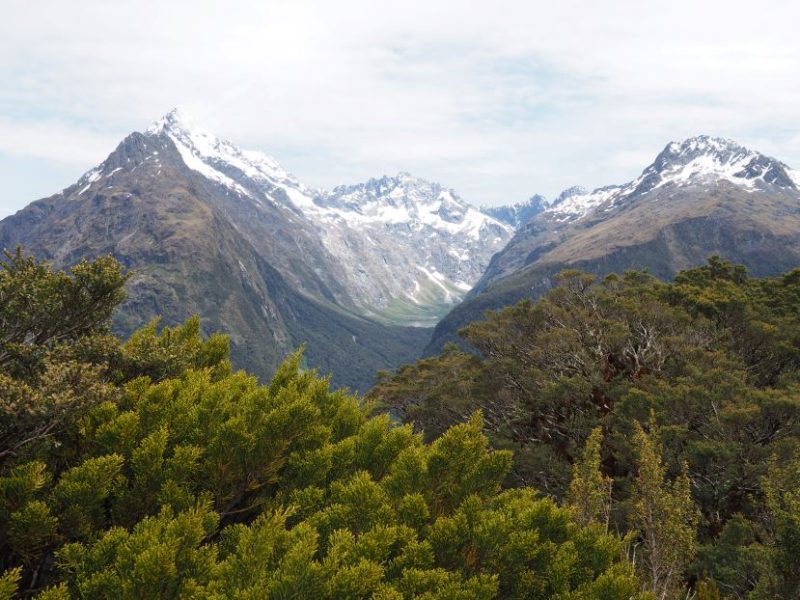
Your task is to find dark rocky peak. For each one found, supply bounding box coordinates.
[634,135,798,193]
[552,185,588,206]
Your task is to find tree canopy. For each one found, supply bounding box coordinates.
[0,251,646,599]
[372,258,800,598]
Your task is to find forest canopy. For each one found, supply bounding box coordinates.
[0,250,647,599]
[371,257,800,599]
[3,250,800,599]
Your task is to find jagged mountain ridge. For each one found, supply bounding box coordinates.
[0,108,516,388]
[481,194,550,229]
[3,110,514,390]
[148,109,512,324]
[314,173,512,324]
[541,136,799,225]
[76,114,357,312]
[479,186,610,230]
[426,135,800,354]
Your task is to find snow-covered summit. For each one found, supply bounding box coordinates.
[325,172,453,211]
[639,135,797,192]
[144,110,508,244]
[146,108,316,209]
[552,186,588,206]
[140,109,513,324]
[318,172,510,241]
[147,106,198,134]
[544,135,800,223]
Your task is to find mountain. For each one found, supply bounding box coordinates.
[147,111,512,325]
[0,109,508,390]
[154,110,512,325]
[481,194,550,229]
[427,135,800,353]
[310,174,512,325]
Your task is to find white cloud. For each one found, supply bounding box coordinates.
[0,119,119,165]
[2,0,800,217]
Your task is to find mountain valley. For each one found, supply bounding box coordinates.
[0,110,511,390]
[428,135,800,352]
[4,116,800,388]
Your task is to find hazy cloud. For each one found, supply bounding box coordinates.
[2,0,800,216]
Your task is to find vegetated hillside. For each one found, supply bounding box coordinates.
[371,257,800,598]
[0,252,648,599]
[427,136,800,354]
[0,119,430,391]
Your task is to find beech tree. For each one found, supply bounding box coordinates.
[568,426,613,530]
[0,248,126,378]
[373,259,800,597]
[0,252,646,598]
[0,250,126,464]
[630,421,699,600]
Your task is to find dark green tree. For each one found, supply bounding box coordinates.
[0,251,646,598]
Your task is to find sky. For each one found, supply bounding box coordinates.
[2,0,800,218]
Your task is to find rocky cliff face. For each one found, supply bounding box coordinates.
[312,174,512,324]
[427,135,800,353]
[0,112,448,390]
[142,110,513,325]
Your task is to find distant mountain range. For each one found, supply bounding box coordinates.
[0,109,511,390]
[146,110,512,325]
[481,194,550,229]
[427,135,800,353]
[4,112,800,387]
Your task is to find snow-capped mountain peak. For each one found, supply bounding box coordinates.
[329,173,437,205]
[312,174,512,321]
[146,108,316,210]
[544,135,799,224]
[665,135,746,159]
[147,106,198,135]
[318,173,511,240]
[638,134,796,192]
[552,185,588,206]
[139,109,514,324]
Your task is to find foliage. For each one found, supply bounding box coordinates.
[567,427,612,530]
[629,421,699,600]
[0,251,644,598]
[0,249,127,464]
[370,257,800,598]
[0,248,126,380]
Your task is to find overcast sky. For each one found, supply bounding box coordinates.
[2,0,800,217]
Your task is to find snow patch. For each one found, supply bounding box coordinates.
[542,135,796,223]
[77,168,101,195]
[148,108,318,209]
[416,265,454,302]
[139,109,513,318]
